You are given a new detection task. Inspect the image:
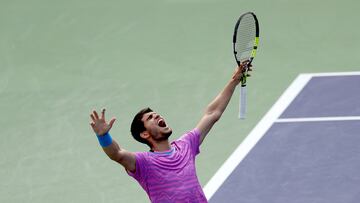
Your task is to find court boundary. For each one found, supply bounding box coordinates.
[203,71,360,200]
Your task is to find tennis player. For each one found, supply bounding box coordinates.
[90,63,250,203]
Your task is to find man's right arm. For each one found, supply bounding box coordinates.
[101,139,136,172]
[90,109,136,172]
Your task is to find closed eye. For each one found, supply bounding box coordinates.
[147,114,153,121]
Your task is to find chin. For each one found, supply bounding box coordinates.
[163,128,172,138]
[154,130,172,142]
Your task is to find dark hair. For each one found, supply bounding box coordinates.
[130,107,153,148]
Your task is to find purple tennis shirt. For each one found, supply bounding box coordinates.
[127,129,208,203]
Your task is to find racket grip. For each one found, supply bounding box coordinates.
[239,86,247,119]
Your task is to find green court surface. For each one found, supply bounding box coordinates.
[0,0,359,202]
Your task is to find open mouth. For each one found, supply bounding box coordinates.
[157,119,167,128]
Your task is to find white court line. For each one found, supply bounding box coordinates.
[302,71,360,77]
[203,71,360,201]
[276,116,360,123]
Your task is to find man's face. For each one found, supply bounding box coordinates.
[141,111,172,141]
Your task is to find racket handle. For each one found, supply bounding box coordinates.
[239,86,247,119]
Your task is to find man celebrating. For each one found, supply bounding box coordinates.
[90,63,250,202]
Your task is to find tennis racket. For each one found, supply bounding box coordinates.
[233,12,259,119]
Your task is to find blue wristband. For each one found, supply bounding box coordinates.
[97,132,113,147]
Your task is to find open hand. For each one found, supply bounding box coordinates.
[90,108,116,136]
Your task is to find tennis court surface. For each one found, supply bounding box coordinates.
[204,72,360,203]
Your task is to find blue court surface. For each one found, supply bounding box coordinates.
[204,72,360,203]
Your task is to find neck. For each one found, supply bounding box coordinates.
[151,140,171,152]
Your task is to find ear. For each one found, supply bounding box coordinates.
[140,131,150,140]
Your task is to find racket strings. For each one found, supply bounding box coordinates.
[235,15,257,61]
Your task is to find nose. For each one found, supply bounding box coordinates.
[154,114,160,120]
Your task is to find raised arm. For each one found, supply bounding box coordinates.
[196,63,250,145]
[90,109,136,172]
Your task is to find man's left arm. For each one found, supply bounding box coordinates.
[196,63,249,145]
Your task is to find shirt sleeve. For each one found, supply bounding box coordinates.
[126,152,149,182]
[178,128,201,156]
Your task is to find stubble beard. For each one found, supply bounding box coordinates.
[153,130,172,142]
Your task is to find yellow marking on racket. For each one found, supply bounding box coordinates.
[254,37,259,46]
[251,37,259,57]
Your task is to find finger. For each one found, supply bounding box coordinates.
[101,108,106,120]
[241,66,248,73]
[239,62,246,69]
[90,114,96,122]
[242,60,250,67]
[240,63,250,71]
[108,117,116,129]
[90,122,95,128]
[93,110,99,119]
[236,65,244,72]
